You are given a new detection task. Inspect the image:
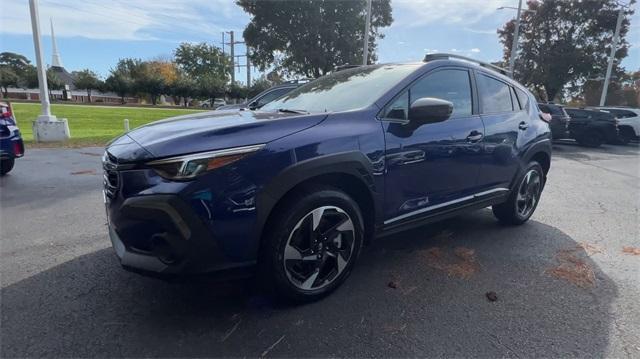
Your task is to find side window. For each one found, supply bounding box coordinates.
[256,88,292,107]
[409,69,473,118]
[383,91,409,120]
[515,88,530,111]
[477,74,513,113]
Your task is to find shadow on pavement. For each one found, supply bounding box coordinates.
[1,210,617,357]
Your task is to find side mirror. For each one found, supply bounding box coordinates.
[248,101,258,110]
[408,97,453,124]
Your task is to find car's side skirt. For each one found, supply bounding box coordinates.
[377,188,510,237]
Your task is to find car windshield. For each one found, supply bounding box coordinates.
[260,64,420,113]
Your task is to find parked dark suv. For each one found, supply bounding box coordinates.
[104,54,552,301]
[216,80,309,111]
[564,108,618,147]
[538,103,570,139]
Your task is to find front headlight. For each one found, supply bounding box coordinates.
[147,144,265,180]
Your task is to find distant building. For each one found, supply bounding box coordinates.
[4,19,137,104]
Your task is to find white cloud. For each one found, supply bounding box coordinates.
[470,48,481,53]
[0,0,247,41]
[393,0,510,28]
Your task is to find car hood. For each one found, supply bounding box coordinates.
[121,109,327,159]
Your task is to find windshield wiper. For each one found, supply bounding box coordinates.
[277,108,309,114]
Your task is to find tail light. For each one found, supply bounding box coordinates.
[539,112,552,123]
[1,104,16,125]
[13,140,24,157]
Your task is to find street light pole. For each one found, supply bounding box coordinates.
[508,0,523,76]
[29,0,51,118]
[28,0,70,142]
[362,0,372,65]
[600,8,624,106]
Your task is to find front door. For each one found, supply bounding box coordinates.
[381,68,485,225]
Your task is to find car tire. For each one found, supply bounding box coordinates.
[492,162,545,225]
[0,158,14,176]
[613,127,633,145]
[576,130,603,147]
[260,185,364,303]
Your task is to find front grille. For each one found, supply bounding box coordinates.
[103,152,119,199]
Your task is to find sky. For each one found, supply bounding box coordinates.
[1,0,638,84]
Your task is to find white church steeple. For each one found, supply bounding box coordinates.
[50,18,63,68]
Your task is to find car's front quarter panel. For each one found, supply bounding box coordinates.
[104,109,385,274]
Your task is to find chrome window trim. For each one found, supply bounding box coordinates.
[383,187,510,225]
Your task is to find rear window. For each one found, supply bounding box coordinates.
[477,74,513,113]
[539,103,564,116]
[604,109,636,118]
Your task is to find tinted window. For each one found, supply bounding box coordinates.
[261,64,420,113]
[409,69,473,117]
[478,74,513,113]
[605,109,636,118]
[515,88,530,110]
[565,109,589,118]
[256,87,293,107]
[383,91,409,120]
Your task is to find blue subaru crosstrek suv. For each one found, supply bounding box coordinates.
[104,54,552,301]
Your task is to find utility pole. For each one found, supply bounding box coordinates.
[28,0,69,142]
[600,8,624,106]
[362,0,372,65]
[246,47,251,87]
[508,0,523,76]
[229,31,235,84]
[221,32,225,54]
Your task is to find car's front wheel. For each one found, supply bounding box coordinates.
[492,162,544,225]
[261,186,364,302]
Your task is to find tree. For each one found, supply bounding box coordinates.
[226,82,249,101]
[171,72,198,107]
[197,72,226,105]
[136,61,178,105]
[0,67,18,98]
[237,0,393,78]
[499,0,635,101]
[175,42,230,79]
[105,72,132,103]
[46,68,64,101]
[73,69,101,102]
[248,76,272,98]
[0,52,32,97]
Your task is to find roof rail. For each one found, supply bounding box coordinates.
[424,53,512,77]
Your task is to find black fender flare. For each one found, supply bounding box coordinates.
[511,138,552,191]
[252,151,381,252]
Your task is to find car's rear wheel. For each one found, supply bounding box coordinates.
[261,186,364,302]
[492,162,544,225]
[0,158,14,176]
[576,130,604,147]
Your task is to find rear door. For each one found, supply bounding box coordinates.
[382,67,485,224]
[475,72,530,191]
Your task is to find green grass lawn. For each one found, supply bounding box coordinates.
[12,103,205,147]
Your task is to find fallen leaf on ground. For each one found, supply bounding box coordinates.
[486,291,498,302]
[421,246,479,279]
[577,242,604,255]
[387,281,398,289]
[70,169,96,175]
[546,250,595,288]
[622,247,640,256]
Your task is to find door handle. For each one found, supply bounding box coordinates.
[519,121,529,131]
[466,131,483,142]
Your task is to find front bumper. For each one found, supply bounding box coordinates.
[107,193,255,276]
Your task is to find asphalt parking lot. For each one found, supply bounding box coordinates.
[1,141,639,357]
